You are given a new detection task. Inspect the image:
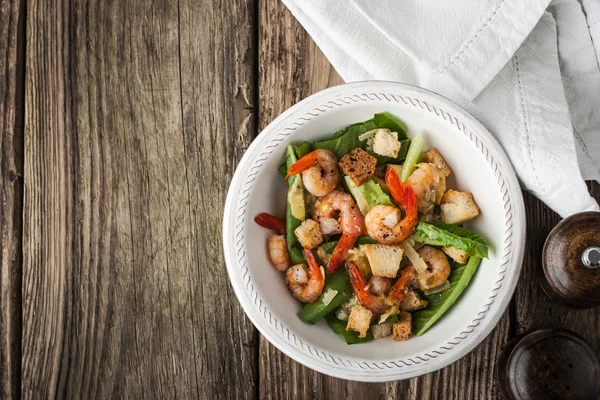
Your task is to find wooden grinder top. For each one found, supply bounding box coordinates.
[541,212,600,308]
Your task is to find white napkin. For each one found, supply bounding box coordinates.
[282,0,600,217]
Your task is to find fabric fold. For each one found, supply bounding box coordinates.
[282,0,600,217]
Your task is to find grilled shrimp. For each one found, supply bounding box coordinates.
[365,169,418,243]
[405,163,446,215]
[417,245,451,290]
[285,248,325,303]
[312,190,366,272]
[347,261,391,314]
[388,265,417,304]
[312,190,365,237]
[268,235,291,272]
[286,149,340,197]
[368,276,394,296]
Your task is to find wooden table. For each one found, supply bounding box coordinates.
[1,0,599,398]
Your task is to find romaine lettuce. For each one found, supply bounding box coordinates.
[411,221,489,258]
[344,176,394,215]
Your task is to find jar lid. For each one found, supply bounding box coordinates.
[541,211,600,308]
[498,329,600,399]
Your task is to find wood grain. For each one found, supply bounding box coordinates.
[0,0,24,398]
[22,0,257,398]
[258,1,511,398]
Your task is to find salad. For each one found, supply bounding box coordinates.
[255,113,489,344]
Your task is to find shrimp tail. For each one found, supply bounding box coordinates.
[285,151,319,179]
[348,261,389,314]
[388,265,417,304]
[304,247,320,274]
[402,185,417,219]
[347,261,369,300]
[327,233,357,273]
[255,212,286,234]
[385,167,418,240]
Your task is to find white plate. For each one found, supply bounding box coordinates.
[223,81,525,381]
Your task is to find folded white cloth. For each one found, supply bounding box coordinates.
[282,0,600,217]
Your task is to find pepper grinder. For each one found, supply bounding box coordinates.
[541,211,600,308]
[497,212,600,399]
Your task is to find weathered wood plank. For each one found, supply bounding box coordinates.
[178,0,259,398]
[22,0,258,398]
[514,183,600,349]
[258,1,512,398]
[0,0,24,398]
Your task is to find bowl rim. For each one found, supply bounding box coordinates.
[223,81,526,381]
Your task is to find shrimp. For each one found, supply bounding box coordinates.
[312,190,365,237]
[285,149,340,196]
[268,234,291,272]
[312,190,365,272]
[255,212,286,234]
[364,170,418,244]
[365,168,419,243]
[417,245,451,290]
[347,261,391,315]
[368,276,393,296]
[388,266,417,304]
[405,163,446,215]
[285,248,325,303]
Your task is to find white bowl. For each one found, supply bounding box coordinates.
[223,81,525,381]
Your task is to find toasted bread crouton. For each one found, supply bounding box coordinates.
[346,304,373,338]
[339,148,377,186]
[372,129,401,158]
[392,311,412,341]
[424,148,452,177]
[371,322,393,339]
[294,219,323,249]
[440,190,481,224]
[401,290,428,312]
[363,244,403,278]
[443,246,470,264]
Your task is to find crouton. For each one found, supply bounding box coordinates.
[392,311,412,341]
[372,129,401,158]
[294,219,323,249]
[371,322,393,339]
[401,290,429,312]
[339,148,377,186]
[440,190,481,224]
[346,304,373,338]
[424,148,452,177]
[363,244,404,278]
[443,246,470,264]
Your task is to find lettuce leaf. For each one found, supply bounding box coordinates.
[373,112,407,138]
[313,113,408,164]
[284,144,306,264]
[326,314,373,344]
[413,257,482,335]
[344,176,393,215]
[294,141,313,158]
[410,221,489,258]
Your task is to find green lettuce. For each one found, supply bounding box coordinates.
[413,257,482,335]
[313,113,409,164]
[344,176,393,215]
[326,314,373,344]
[319,236,378,254]
[411,221,489,258]
[284,144,306,264]
[298,268,353,324]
